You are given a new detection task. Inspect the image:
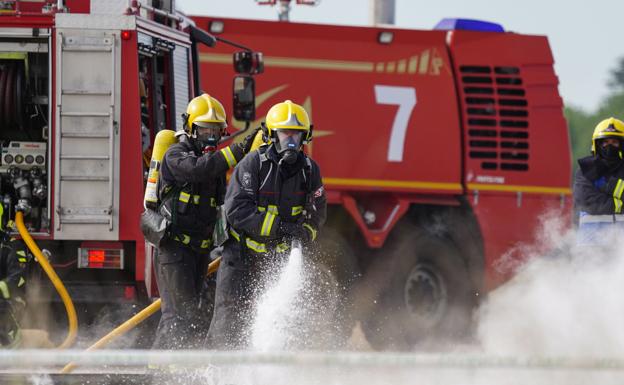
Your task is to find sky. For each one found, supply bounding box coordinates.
[176,0,622,113]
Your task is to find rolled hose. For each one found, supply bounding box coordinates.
[15,211,78,349]
[61,256,222,373]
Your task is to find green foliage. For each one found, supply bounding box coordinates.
[565,105,593,169]
[596,92,624,118]
[609,56,624,91]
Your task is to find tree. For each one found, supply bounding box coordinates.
[565,105,594,173]
[609,56,624,91]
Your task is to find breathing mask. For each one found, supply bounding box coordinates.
[275,129,304,164]
[597,139,623,167]
[193,122,222,152]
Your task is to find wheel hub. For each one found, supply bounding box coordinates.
[404,264,448,329]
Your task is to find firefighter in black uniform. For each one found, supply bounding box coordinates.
[0,207,33,349]
[206,100,327,349]
[574,117,624,245]
[152,94,256,349]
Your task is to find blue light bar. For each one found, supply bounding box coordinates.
[434,18,504,33]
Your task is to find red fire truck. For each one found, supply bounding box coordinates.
[0,0,571,349]
[0,0,262,342]
[192,16,572,348]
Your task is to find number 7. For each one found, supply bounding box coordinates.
[374,85,417,162]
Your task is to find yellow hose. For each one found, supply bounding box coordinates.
[61,256,221,373]
[15,211,78,349]
[60,300,162,374]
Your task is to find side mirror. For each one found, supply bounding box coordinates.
[233,51,264,75]
[233,75,256,122]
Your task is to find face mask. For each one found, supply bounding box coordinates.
[275,129,303,158]
[193,123,222,152]
[281,149,298,164]
[198,133,219,149]
[599,144,622,163]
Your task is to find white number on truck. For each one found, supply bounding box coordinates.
[374,85,417,162]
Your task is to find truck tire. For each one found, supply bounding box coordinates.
[361,226,475,350]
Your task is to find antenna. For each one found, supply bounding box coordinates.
[255,0,320,22]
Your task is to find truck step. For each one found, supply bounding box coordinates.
[57,206,112,225]
[61,89,112,96]
[60,176,110,182]
[60,111,111,117]
[60,154,110,160]
[61,132,110,139]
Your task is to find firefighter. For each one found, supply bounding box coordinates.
[152,94,257,349]
[0,207,34,349]
[206,100,327,349]
[574,117,624,245]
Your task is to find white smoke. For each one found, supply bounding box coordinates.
[476,213,624,357]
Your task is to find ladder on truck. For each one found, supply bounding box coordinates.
[54,30,119,240]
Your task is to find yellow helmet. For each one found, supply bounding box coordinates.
[183,93,227,134]
[264,100,312,144]
[592,117,624,154]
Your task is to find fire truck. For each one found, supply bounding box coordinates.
[0,0,263,342]
[0,0,571,349]
[192,16,572,349]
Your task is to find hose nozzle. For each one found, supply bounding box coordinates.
[291,238,302,251]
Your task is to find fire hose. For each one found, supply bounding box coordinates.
[15,211,78,349]
[60,256,221,374]
[61,237,302,373]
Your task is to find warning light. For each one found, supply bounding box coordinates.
[88,250,105,268]
[78,242,124,269]
[121,30,132,40]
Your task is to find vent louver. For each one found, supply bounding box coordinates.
[460,65,529,171]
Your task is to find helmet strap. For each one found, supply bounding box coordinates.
[261,122,270,142]
[304,124,314,144]
[181,113,190,131]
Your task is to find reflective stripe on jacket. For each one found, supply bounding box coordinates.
[158,140,244,243]
[224,145,327,252]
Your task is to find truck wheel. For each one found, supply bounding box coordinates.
[309,229,360,347]
[361,228,474,350]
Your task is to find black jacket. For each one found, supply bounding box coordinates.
[0,238,31,300]
[224,145,326,244]
[574,155,624,215]
[158,139,245,241]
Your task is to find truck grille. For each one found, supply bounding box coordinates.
[460,65,529,171]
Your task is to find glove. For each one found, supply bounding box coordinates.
[279,221,306,239]
[278,222,316,244]
[240,127,261,154]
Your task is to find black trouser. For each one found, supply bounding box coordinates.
[152,240,211,349]
[205,239,280,349]
[0,298,23,348]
